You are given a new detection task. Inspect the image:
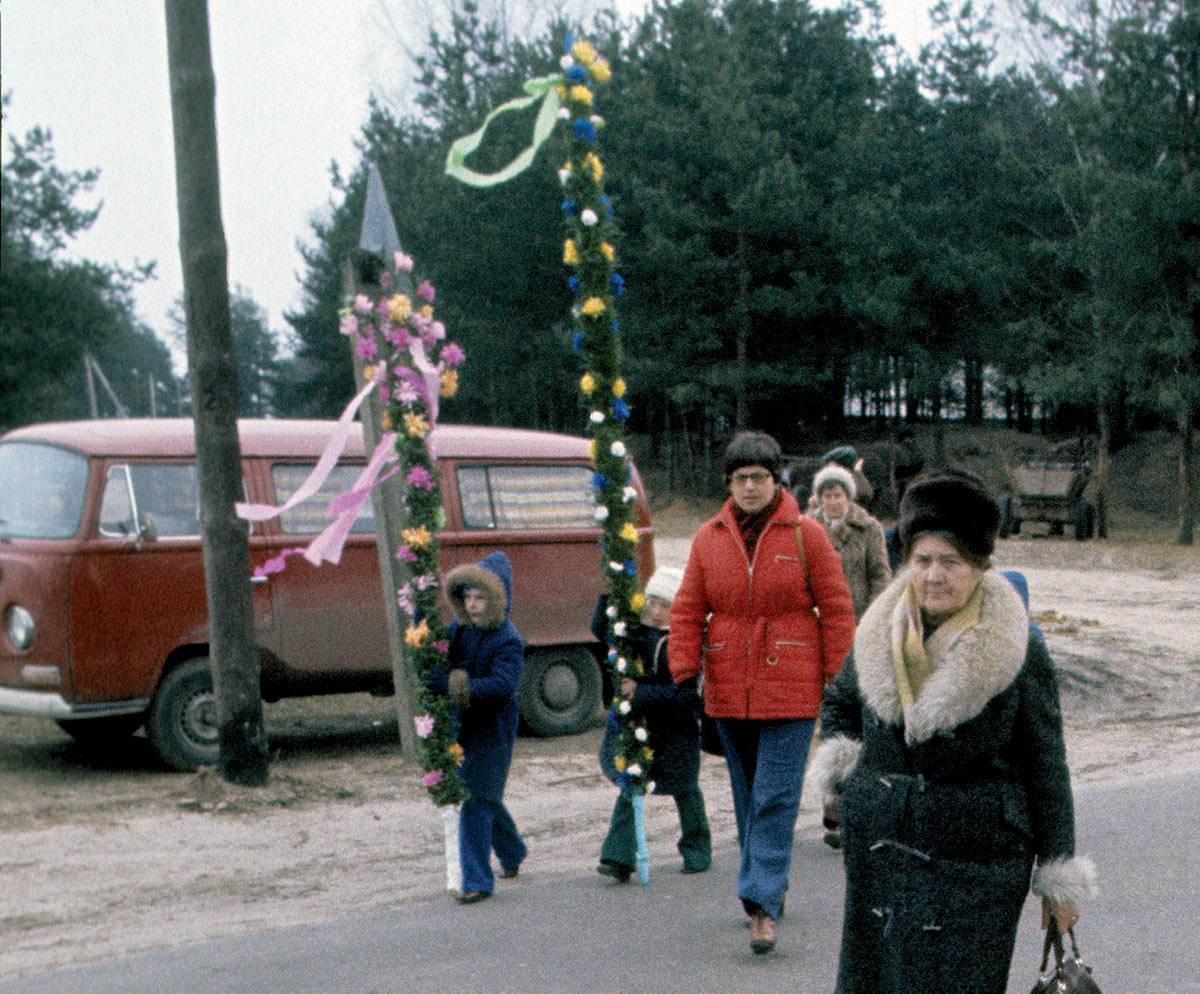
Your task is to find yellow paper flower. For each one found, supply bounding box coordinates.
[402,525,433,549]
[420,304,434,319]
[571,39,598,66]
[642,747,654,762]
[585,153,604,182]
[387,293,413,323]
[612,377,627,397]
[440,369,459,398]
[403,411,429,439]
[614,754,627,772]
[620,522,640,544]
[588,439,597,460]
[380,411,394,430]
[580,372,597,395]
[590,58,612,83]
[447,743,465,766]
[630,592,646,613]
[555,83,568,100]
[563,239,580,266]
[404,619,430,647]
[569,84,593,107]
[600,242,615,262]
[581,296,606,317]
[362,363,376,383]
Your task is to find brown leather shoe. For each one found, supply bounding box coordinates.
[456,889,491,905]
[500,866,520,879]
[749,911,777,954]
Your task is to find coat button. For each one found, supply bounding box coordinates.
[766,655,779,666]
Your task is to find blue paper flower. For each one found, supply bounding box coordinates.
[563,32,576,54]
[571,330,585,352]
[612,398,631,422]
[623,558,638,576]
[567,275,581,294]
[610,273,625,296]
[561,198,577,216]
[599,194,614,217]
[611,318,620,334]
[572,118,597,143]
[566,64,589,83]
[592,471,610,490]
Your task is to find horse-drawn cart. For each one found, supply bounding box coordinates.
[1000,454,1096,540]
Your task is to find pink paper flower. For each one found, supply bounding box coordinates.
[414,714,435,738]
[407,465,435,490]
[434,640,450,656]
[395,545,417,563]
[440,343,466,367]
[377,383,390,404]
[421,769,444,787]
[394,251,414,273]
[429,320,446,341]
[415,573,439,590]
[396,381,420,406]
[397,585,416,615]
[386,325,411,349]
[416,280,436,303]
[353,294,373,314]
[339,313,358,336]
[356,336,378,360]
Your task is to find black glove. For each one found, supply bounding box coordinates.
[675,676,701,716]
[447,669,471,709]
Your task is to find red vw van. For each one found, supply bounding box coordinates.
[0,419,654,769]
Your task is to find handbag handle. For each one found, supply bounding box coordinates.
[1040,919,1085,973]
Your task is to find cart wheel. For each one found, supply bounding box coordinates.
[998,495,1013,539]
[1073,498,1090,541]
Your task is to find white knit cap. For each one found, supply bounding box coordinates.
[813,463,856,501]
[643,566,684,604]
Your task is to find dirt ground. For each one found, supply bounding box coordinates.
[2,523,1198,981]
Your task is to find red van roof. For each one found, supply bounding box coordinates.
[2,419,592,461]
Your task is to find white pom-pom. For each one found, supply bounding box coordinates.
[613,621,627,637]
[590,114,604,126]
[618,699,632,714]
[611,441,626,457]
[590,410,605,423]
[634,727,648,742]
[622,486,638,503]
[609,560,624,572]
[558,168,571,185]
[606,604,618,619]
[557,107,570,120]
[594,505,609,522]
[628,763,642,776]
[647,780,656,793]
[581,208,599,227]
[616,657,627,672]
[560,55,575,70]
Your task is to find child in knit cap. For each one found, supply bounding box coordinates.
[591,567,711,881]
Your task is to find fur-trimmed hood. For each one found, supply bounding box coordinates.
[854,568,1029,743]
[446,550,512,630]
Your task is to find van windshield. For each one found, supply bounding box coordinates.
[0,442,89,539]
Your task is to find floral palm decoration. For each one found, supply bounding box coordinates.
[446,34,653,880]
[339,254,469,808]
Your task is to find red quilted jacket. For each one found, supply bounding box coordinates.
[668,489,854,719]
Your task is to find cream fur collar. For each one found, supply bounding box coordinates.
[854,568,1029,743]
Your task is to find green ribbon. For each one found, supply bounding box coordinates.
[445,75,563,188]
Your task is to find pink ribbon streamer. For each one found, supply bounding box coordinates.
[409,340,442,429]
[302,433,398,567]
[235,373,380,522]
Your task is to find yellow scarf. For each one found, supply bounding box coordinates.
[891,578,984,707]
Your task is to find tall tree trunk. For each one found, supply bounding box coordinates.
[165,0,267,785]
[1179,402,1195,545]
[734,229,751,431]
[1094,395,1111,540]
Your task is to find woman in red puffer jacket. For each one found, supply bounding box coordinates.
[670,431,854,956]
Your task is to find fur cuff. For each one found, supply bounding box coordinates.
[1032,855,1099,904]
[809,735,862,801]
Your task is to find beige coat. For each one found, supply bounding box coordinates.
[808,502,890,621]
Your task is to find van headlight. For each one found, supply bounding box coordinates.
[6,605,34,650]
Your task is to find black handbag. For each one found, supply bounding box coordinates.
[1030,921,1102,994]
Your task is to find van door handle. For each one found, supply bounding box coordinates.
[250,575,269,585]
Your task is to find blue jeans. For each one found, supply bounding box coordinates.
[717,717,815,920]
[459,797,527,894]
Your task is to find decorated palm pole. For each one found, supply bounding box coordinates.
[447,35,655,883]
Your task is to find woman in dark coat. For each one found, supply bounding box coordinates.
[437,550,527,904]
[592,567,711,881]
[811,473,1096,992]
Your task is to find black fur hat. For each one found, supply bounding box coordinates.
[899,471,1000,562]
[724,431,783,482]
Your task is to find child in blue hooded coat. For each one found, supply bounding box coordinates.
[434,550,527,904]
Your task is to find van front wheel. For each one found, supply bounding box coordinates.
[518,647,601,736]
[147,658,220,771]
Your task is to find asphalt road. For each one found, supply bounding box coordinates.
[4,771,1196,994]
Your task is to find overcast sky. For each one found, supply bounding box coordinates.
[2,1,940,369]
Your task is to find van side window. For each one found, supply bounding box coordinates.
[101,463,202,538]
[456,464,595,530]
[98,465,137,537]
[272,464,376,534]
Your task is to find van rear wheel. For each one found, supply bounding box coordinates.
[518,647,601,736]
[147,657,220,771]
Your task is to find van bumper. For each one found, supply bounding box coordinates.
[0,688,149,719]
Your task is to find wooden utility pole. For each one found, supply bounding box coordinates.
[165,0,268,785]
[348,163,421,762]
